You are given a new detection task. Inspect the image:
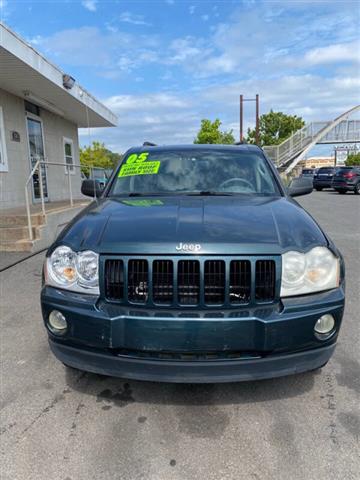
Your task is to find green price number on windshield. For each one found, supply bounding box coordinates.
[118,152,160,177]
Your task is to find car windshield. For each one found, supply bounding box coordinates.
[108,149,280,196]
[318,168,334,173]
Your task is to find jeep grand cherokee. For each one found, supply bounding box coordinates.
[41,145,345,383]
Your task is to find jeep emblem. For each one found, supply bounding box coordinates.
[175,242,201,253]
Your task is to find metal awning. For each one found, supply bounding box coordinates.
[0,23,117,128]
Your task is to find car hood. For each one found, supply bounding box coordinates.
[54,196,327,255]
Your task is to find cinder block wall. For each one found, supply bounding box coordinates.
[0,88,83,210]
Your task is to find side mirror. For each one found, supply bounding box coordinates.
[288,177,313,197]
[81,179,104,198]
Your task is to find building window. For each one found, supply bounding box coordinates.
[0,106,8,172]
[63,138,75,175]
[25,100,41,116]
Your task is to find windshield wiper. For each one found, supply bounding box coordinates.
[185,191,235,196]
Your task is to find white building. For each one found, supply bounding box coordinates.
[0,23,117,211]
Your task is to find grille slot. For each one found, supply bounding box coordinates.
[255,260,276,302]
[204,260,225,304]
[128,259,149,303]
[153,260,174,304]
[104,259,124,300]
[229,260,251,304]
[178,260,200,305]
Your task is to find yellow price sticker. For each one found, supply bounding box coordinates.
[118,152,160,178]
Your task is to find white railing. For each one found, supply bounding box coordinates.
[24,159,107,241]
[263,105,360,170]
[263,121,330,167]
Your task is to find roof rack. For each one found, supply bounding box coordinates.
[143,141,157,146]
[234,140,247,145]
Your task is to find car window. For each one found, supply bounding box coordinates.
[318,167,334,173]
[108,149,281,196]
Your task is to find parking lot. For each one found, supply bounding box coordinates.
[1,191,359,480]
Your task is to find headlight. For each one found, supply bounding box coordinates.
[45,246,99,294]
[281,247,339,297]
[76,251,99,287]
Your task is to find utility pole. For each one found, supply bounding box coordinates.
[239,94,260,144]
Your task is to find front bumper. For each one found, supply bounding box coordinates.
[49,339,335,383]
[313,180,333,188]
[41,286,345,383]
[332,181,355,191]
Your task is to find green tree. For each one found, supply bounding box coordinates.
[345,152,360,166]
[80,141,122,176]
[246,110,305,146]
[194,119,235,144]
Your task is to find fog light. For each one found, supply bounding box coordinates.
[314,314,335,335]
[48,310,67,334]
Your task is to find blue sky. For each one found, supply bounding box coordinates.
[1,0,359,155]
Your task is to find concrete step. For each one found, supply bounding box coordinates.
[0,214,45,227]
[0,225,39,242]
[0,239,34,252]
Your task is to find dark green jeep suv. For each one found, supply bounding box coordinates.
[41,145,345,382]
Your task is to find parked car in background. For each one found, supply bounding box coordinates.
[301,168,317,179]
[332,166,360,194]
[313,166,338,191]
[89,167,113,189]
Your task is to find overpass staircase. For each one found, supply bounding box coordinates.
[263,105,360,174]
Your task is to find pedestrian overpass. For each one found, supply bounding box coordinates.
[263,105,360,174]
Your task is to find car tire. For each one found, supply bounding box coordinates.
[338,189,347,194]
[355,183,360,195]
[315,187,323,191]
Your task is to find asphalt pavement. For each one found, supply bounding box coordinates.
[1,190,359,480]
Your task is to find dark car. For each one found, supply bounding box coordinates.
[313,166,338,190]
[332,166,360,194]
[41,145,345,383]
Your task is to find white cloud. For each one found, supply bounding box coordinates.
[81,0,97,12]
[189,5,196,15]
[82,71,360,153]
[169,4,360,78]
[28,26,159,73]
[104,93,189,112]
[119,12,151,26]
[304,41,360,65]
[201,14,209,22]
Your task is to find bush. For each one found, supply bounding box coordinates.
[345,152,360,166]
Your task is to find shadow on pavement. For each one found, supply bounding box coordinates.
[65,365,318,407]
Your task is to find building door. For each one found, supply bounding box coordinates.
[26,116,48,202]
